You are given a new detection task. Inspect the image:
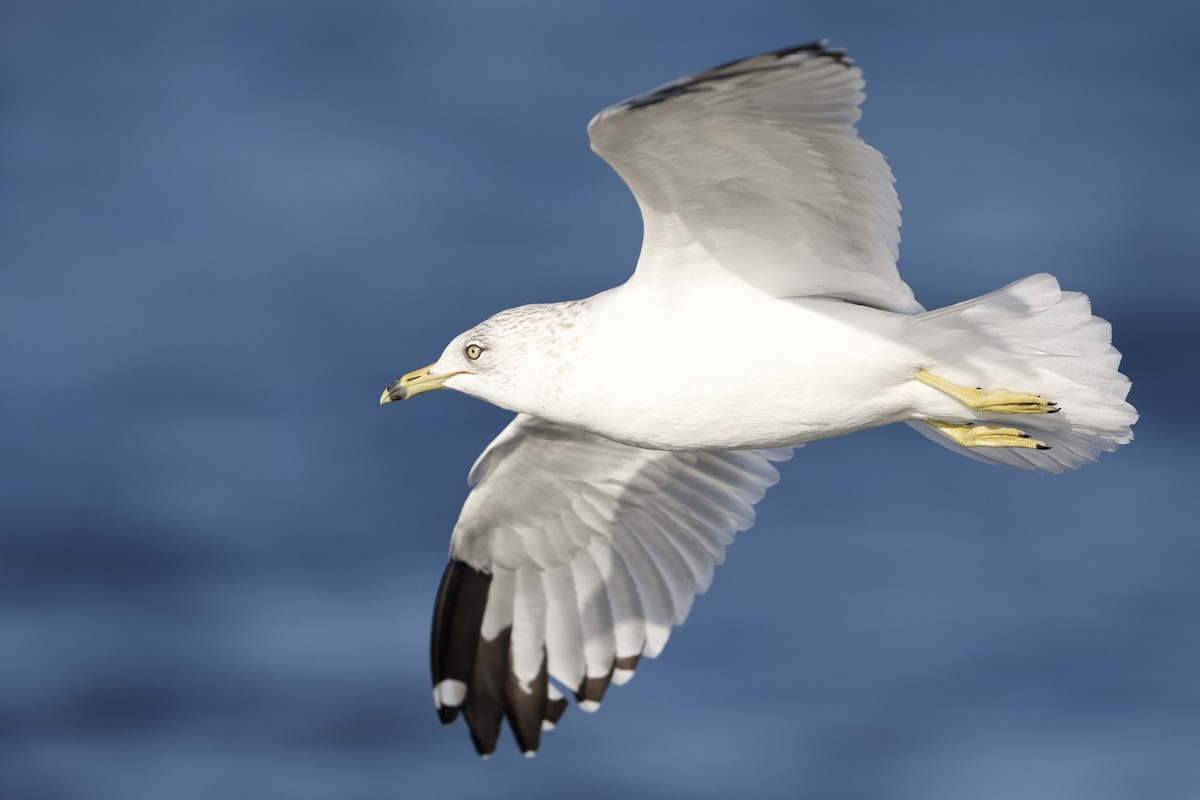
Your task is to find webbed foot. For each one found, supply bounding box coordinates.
[916,369,1058,414]
[923,419,1050,450]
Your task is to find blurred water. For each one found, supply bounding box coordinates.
[3,1,1199,798]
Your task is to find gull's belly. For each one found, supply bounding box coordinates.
[579,295,926,450]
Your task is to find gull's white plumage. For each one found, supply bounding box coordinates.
[384,42,1137,756]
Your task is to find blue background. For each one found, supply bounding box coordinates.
[3,1,1198,798]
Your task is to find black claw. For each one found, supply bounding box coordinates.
[1047,407,1061,414]
[1036,444,1051,450]
[1018,434,1030,438]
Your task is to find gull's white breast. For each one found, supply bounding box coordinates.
[556,282,933,451]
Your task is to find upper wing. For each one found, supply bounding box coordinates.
[430,414,793,756]
[588,41,921,314]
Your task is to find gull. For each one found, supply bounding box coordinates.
[379,41,1137,756]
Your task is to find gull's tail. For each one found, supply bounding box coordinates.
[906,273,1137,472]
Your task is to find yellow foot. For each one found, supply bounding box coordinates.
[924,420,1050,450]
[916,369,1059,415]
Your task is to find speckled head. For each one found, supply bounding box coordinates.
[380,300,594,416]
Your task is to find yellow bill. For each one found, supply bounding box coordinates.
[379,364,459,403]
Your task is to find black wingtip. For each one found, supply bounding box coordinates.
[544,693,568,728]
[427,564,654,754]
[430,559,567,756]
[430,560,491,730]
[463,627,511,757]
[622,39,851,111]
[506,660,549,755]
[615,654,640,676]
[709,39,848,72]
[575,670,615,706]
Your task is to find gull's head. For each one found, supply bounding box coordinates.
[379,301,588,412]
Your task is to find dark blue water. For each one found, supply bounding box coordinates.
[3,2,1198,798]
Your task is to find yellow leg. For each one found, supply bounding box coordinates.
[916,369,1059,414]
[923,420,1050,450]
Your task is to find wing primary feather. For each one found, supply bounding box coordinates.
[430,560,491,725]
[569,549,619,703]
[461,568,517,756]
[612,654,640,686]
[463,625,511,757]
[577,669,614,710]
[543,682,568,731]
[540,566,586,693]
[505,567,550,753]
[505,651,548,755]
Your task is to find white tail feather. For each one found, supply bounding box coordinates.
[907,273,1137,473]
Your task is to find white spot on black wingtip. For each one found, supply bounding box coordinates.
[578,699,601,713]
[523,750,537,759]
[430,561,491,727]
[433,679,467,709]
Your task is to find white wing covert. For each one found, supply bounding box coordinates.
[430,414,793,755]
[588,41,921,313]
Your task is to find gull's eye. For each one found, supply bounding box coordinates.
[465,343,484,360]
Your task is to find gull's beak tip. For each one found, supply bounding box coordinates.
[379,377,408,404]
[380,364,451,405]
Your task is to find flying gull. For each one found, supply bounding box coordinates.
[380,41,1137,756]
